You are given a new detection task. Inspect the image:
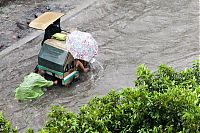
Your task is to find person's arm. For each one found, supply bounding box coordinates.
[76,60,89,72]
[76,60,85,70]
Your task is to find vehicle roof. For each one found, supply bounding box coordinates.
[44,38,68,52]
[29,12,64,30]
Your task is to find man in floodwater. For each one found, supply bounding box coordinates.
[75,59,90,73]
[15,70,57,101]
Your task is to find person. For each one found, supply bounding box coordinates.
[15,71,57,101]
[74,59,89,72]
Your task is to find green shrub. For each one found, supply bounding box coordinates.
[0,112,17,133]
[26,128,34,133]
[40,86,200,132]
[38,61,200,133]
[40,106,80,133]
[135,60,200,92]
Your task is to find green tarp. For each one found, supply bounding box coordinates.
[15,73,53,101]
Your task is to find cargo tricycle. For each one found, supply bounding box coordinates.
[29,12,79,86]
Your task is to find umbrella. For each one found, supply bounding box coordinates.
[66,30,98,62]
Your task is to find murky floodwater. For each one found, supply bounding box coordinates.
[0,0,199,132]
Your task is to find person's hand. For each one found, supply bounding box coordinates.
[53,80,58,85]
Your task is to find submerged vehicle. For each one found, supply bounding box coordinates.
[29,12,79,86]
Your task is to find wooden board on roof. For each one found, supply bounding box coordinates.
[29,12,64,30]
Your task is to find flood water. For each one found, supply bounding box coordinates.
[0,0,199,132]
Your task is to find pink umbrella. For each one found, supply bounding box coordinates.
[66,31,98,62]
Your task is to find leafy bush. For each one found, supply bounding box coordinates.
[39,61,200,133]
[0,112,17,133]
[39,106,80,133]
[135,60,200,92]
[40,87,200,132]
[2,61,200,133]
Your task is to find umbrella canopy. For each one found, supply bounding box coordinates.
[66,31,98,62]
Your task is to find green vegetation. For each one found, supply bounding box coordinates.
[39,60,200,133]
[1,61,200,132]
[0,112,17,133]
[135,60,200,92]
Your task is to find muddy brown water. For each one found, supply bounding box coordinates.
[0,0,199,132]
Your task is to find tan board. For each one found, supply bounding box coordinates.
[29,12,64,30]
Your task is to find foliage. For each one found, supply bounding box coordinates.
[135,60,200,92]
[39,61,200,133]
[40,86,200,132]
[0,112,17,133]
[40,106,80,133]
[26,128,35,133]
